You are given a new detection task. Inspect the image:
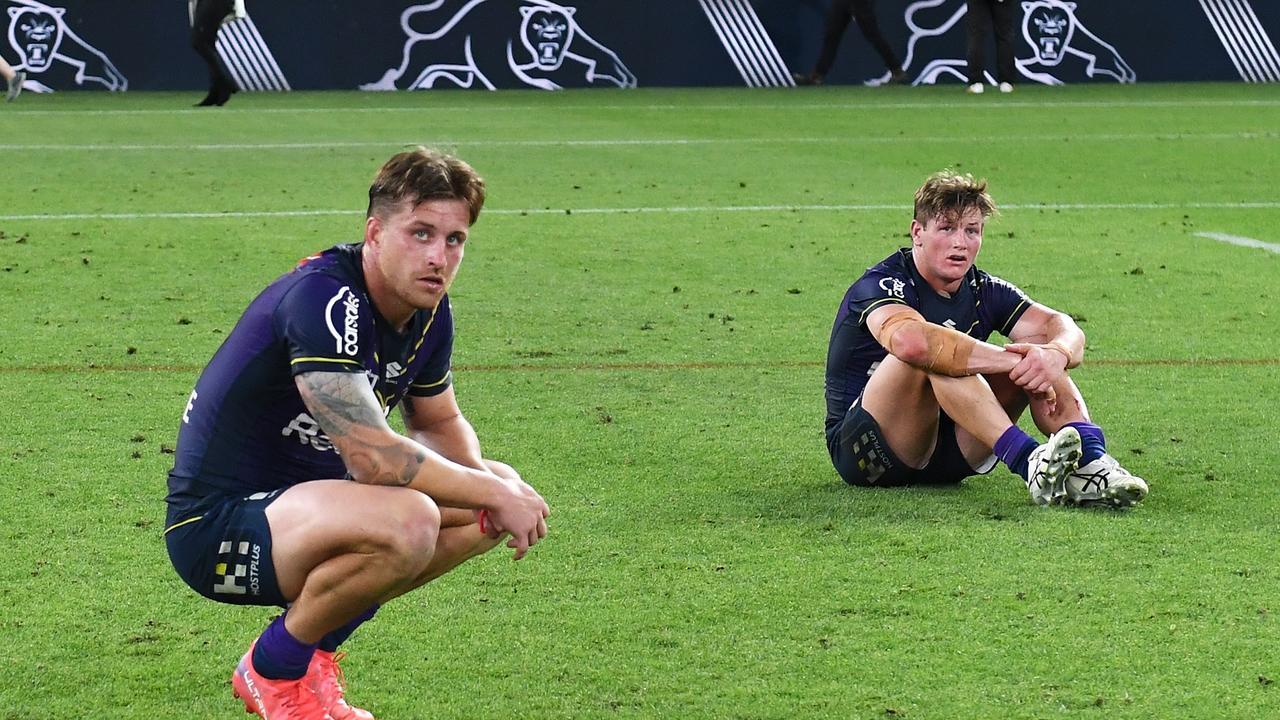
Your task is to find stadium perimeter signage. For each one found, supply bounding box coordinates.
[888,0,1136,87]
[4,0,126,92]
[4,0,1277,93]
[359,0,637,91]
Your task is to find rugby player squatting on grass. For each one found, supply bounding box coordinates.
[824,171,1147,507]
[164,148,550,720]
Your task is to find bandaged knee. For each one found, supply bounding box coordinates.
[880,314,976,376]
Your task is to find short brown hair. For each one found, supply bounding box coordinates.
[366,147,486,224]
[913,170,996,225]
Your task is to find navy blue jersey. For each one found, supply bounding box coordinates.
[824,248,1031,436]
[167,243,454,512]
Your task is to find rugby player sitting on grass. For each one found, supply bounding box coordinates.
[824,170,1147,507]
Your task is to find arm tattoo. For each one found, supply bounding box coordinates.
[297,371,386,435]
[297,371,426,487]
[400,446,428,486]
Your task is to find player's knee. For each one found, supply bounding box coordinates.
[871,351,909,375]
[379,494,441,575]
[868,353,929,393]
[483,459,518,481]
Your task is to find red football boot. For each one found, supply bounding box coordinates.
[308,650,375,720]
[231,643,334,720]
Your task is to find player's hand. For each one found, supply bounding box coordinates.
[484,476,550,560]
[1003,342,1067,395]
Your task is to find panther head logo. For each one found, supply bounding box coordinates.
[7,6,65,73]
[1022,1,1076,65]
[519,5,575,70]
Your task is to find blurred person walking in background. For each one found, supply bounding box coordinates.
[794,0,907,86]
[190,0,244,105]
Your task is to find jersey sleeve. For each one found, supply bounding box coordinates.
[846,264,918,327]
[407,300,455,397]
[980,272,1033,337]
[274,274,373,376]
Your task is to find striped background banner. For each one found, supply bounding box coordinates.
[216,16,291,91]
[1198,0,1280,82]
[697,0,794,87]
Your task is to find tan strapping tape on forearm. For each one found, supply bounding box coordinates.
[879,314,976,377]
[921,323,975,376]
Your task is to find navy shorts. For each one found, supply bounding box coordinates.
[827,398,986,487]
[165,489,288,607]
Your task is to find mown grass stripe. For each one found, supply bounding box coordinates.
[2,357,1275,374]
[4,201,1279,222]
[0,132,1274,152]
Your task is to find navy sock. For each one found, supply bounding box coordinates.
[252,614,316,680]
[994,426,1039,481]
[1065,421,1106,465]
[318,605,379,653]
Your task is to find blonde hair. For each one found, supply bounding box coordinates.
[913,170,996,225]
[366,147,486,224]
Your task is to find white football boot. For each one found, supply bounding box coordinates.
[1064,453,1148,508]
[1024,426,1082,506]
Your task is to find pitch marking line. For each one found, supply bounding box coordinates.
[1195,231,1280,254]
[0,357,1276,375]
[4,99,1280,117]
[4,202,1280,223]
[0,132,1274,152]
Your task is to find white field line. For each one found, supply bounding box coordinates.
[0,131,1274,152]
[4,202,1280,223]
[4,99,1280,117]
[1195,231,1280,253]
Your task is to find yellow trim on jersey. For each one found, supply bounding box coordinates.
[164,515,203,535]
[404,304,440,366]
[1000,298,1030,336]
[410,370,451,390]
[856,297,908,326]
[290,356,363,367]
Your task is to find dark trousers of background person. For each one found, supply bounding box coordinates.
[965,0,1018,84]
[191,0,236,103]
[814,0,903,78]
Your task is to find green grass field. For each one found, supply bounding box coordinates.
[1,83,1278,719]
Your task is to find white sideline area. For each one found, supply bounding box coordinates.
[1194,231,1280,254]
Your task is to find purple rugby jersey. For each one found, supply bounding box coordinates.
[824,248,1032,438]
[166,243,454,512]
